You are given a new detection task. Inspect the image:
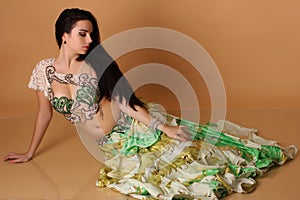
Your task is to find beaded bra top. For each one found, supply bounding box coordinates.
[28,58,99,124]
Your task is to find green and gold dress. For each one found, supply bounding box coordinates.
[96,103,297,200]
[28,58,297,200]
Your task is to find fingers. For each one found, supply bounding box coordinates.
[9,158,23,164]
[3,152,16,161]
[179,126,192,140]
[4,155,19,162]
[163,125,193,142]
[173,126,192,142]
[174,133,187,142]
[3,153,29,164]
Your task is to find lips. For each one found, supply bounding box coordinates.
[83,46,89,50]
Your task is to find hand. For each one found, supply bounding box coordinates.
[163,125,192,142]
[3,152,32,164]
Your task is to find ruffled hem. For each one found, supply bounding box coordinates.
[96,105,297,200]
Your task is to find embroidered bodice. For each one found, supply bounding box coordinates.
[28,58,99,123]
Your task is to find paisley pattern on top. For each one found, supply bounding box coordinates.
[28,58,100,123]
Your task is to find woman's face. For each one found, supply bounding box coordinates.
[63,20,93,55]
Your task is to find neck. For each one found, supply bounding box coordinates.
[56,46,79,68]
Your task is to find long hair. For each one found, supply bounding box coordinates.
[85,45,145,111]
[55,8,100,61]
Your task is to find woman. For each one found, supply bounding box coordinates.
[4,8,297,200]
[3,8,187,163]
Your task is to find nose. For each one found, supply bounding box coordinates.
[86,33,92,44]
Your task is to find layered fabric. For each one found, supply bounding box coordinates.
[96,104,297,200]
[28,59,297,200]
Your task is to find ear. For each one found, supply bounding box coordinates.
[62,32,68,42]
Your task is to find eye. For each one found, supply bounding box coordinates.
[79,32,86,37]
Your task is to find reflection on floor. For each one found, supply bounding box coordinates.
[1,110,299,200]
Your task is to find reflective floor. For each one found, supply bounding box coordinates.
[1,110,299,200]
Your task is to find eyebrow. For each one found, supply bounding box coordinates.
[79,29,89,32]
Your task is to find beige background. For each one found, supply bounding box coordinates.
[1,0,300,116]
[1,1,300,200]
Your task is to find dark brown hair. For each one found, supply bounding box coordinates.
[55,8,100,61]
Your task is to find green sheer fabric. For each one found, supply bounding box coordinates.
[96,104,297,200]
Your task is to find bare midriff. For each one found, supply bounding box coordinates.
[97,98,120,135]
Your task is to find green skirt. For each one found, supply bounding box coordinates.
[96,104,297,200]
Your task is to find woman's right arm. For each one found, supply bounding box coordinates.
[4,91,53,163]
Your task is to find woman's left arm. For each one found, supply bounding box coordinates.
[118,101,190,141]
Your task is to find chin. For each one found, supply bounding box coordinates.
[78,52,88,57]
